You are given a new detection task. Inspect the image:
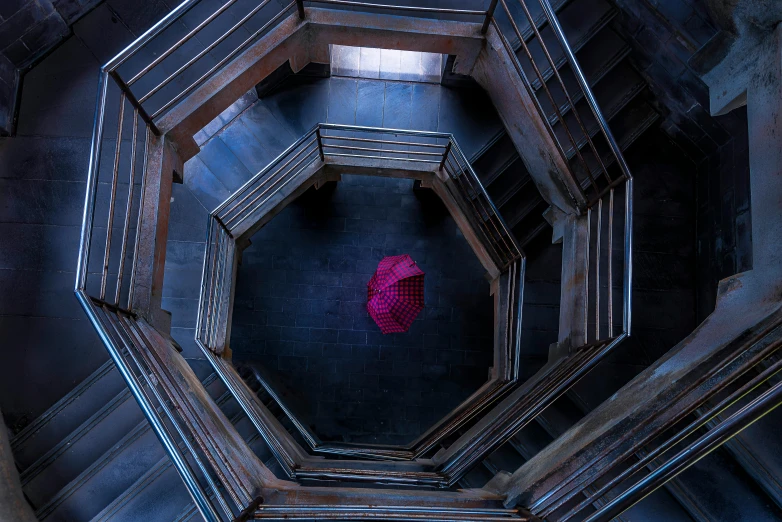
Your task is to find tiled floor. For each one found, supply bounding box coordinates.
[230,175,494,445]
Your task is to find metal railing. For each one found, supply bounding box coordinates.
[522,321,782,521]
[75,45,256,522]
[74,85,240,521]
[98,0,495,126]
[486,0,633,351]
[74,0,634,515]
[76,2,525,514]
[198,122,522,355]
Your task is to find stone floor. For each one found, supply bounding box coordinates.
[230,174,494,445]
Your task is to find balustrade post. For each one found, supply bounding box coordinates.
[440,141,452,170]
[131,134,183,334]
[481,0,499,35]
[315,127,325,161]
[296,0,305,19]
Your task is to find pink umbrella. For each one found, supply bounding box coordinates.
[367,255,425,334]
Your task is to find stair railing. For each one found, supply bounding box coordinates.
[508,318,782,521]
[75,71,254,522]
[77,0,632,512]
[199,123,522,356]
[488,0,633,351]
[98,0,491,126]
[195,124,526,471]
[103,0,297,123]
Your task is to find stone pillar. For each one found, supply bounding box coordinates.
[556,213,589,352]
[746,24,782,284]
[131,134,183,334]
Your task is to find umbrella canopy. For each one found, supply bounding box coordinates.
[367,255,425,334]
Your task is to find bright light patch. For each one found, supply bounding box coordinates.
[330,45,443,83]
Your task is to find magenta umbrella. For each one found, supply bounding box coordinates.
[366,255,425,334]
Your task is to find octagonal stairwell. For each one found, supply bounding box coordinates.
[161,71,565,453]
[4,0,780,520]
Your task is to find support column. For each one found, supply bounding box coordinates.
[746,24,782,285]
[131,134,183,334]
[556,213,589,352]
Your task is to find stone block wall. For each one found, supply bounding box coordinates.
[0,0,99,135]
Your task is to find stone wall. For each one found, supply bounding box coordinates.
[610,0,752,323]
[0,0,100,135]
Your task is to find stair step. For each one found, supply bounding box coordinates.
[235,100,298,161]
[509,420,554,461]
[664,447,782,522]
[534,26,631,116]
[194,89,258,147]
[260,75,331,137]
[487,158,532,209]
[11,360,125,471]
[568,95,659,188]
[39,418,165,521]
[555,60,646,158]
[462,460,496,489]
[218,119,276,175]
[472,133,519,186]
[485,442,526,475]
[197,135,253,193]
[89,408,269,522]
[85,370,285,522]
[21,387,142,508]
[516,0,617,88]
[90,458,193,522]
[514,217,550,249]
[501,185,544,230]
[701,378,782,509]
[495,0,569,48]
[32,374,224,520]
[534,395,584,438]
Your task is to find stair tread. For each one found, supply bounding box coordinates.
[40,422,164,521]
[12,360,125,471]
[555,60,646,156]
[90,458,193,522]
[503,188,544,230]
[534,26,630,116]
[488,158,532,209]
[670,447,782,522]
[32,374,224,520]
[568,95,660,186]
[22,388,142,507]
[196,135,253,193]
[495,0,569,47]
[473,133,519,186]
[535,396,584,438]
[706,384,782,508]
[516,0,617,87]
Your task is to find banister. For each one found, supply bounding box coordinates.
[537,0,633,184]
[103,0,202,72]
[583,379,782,522]
[75,291,223,521]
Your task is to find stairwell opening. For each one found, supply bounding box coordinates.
[330,45,444,83]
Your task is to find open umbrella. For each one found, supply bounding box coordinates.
[367,254,425,334]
